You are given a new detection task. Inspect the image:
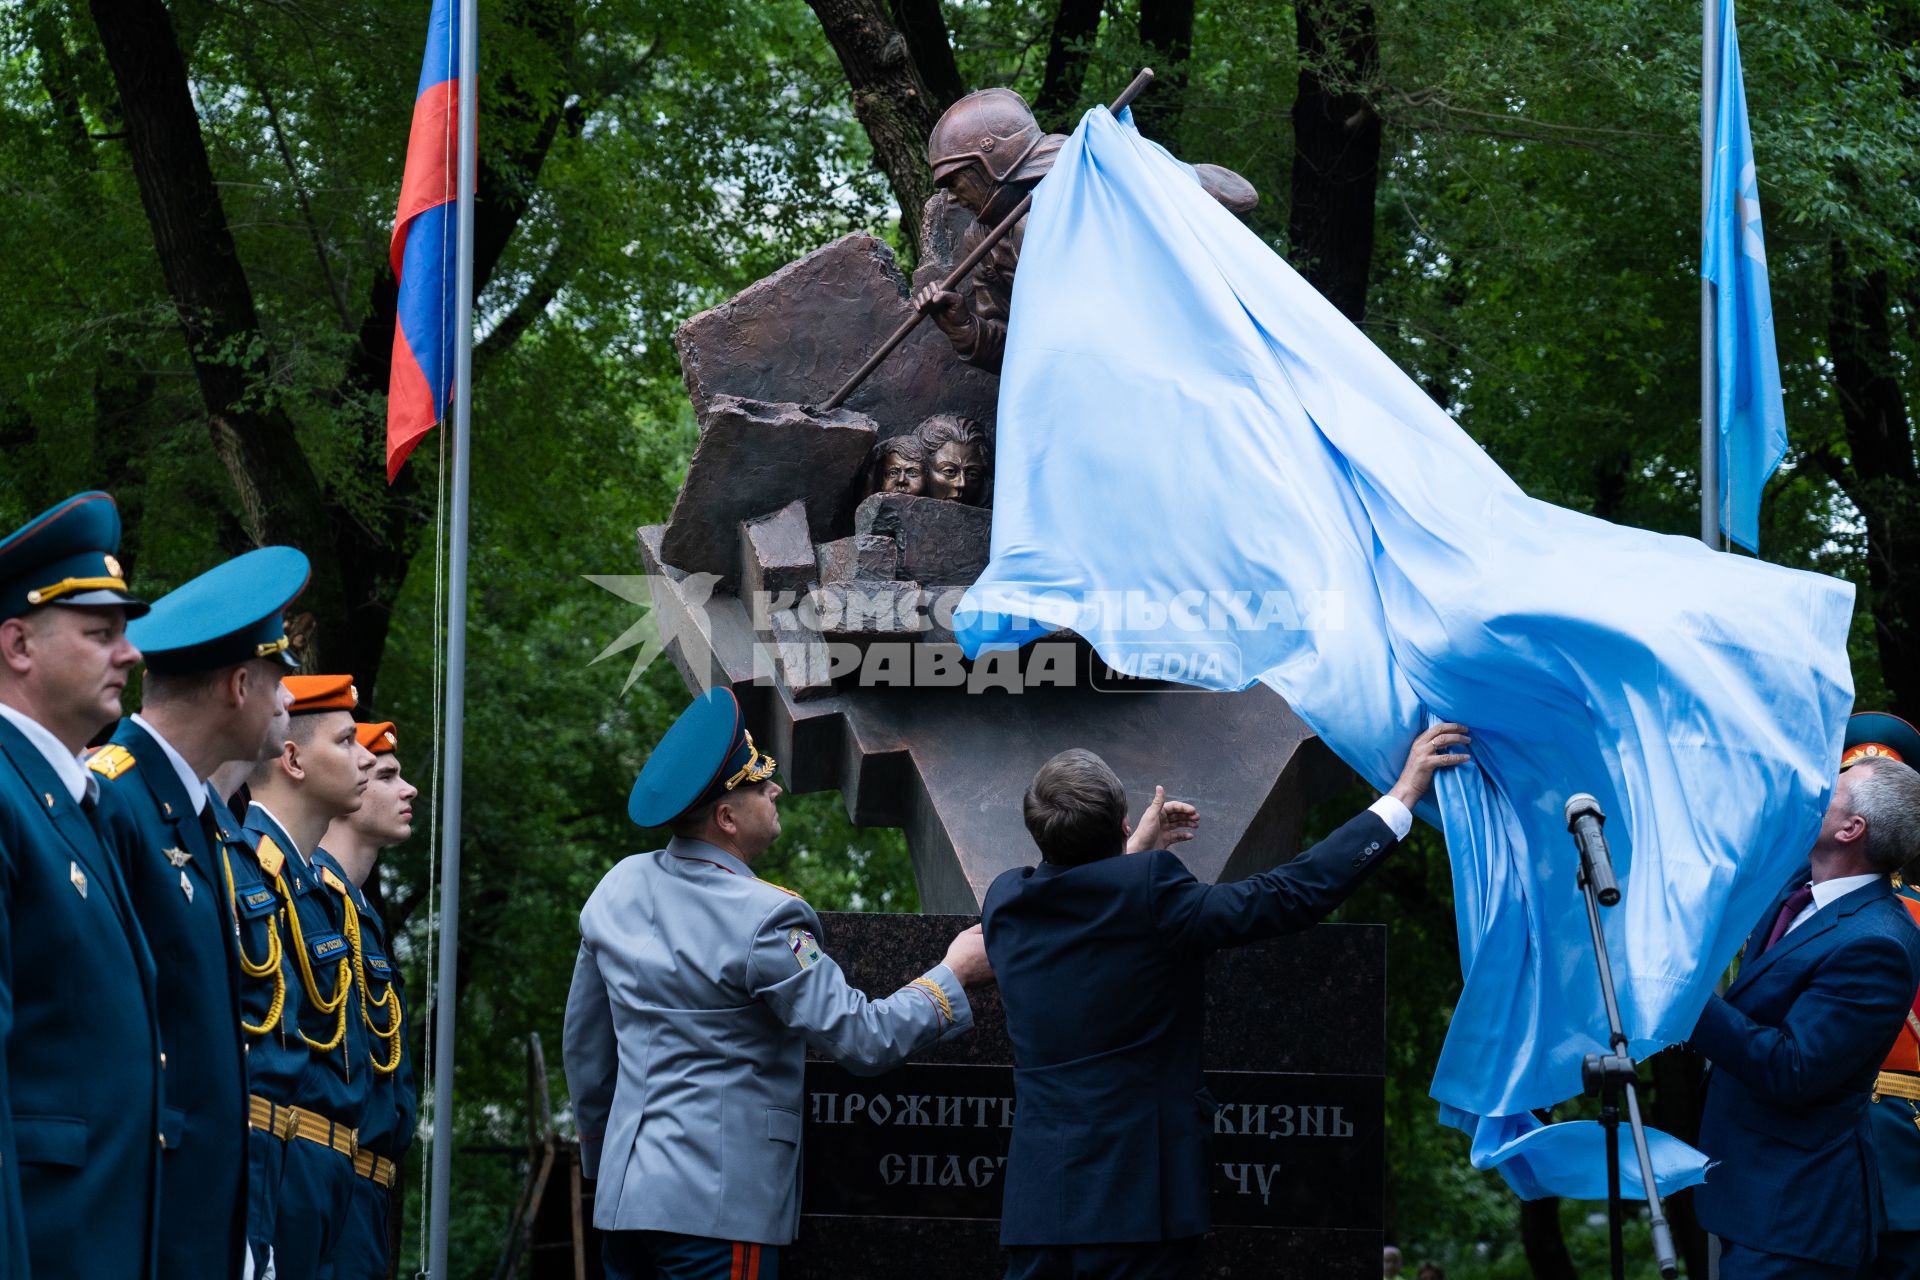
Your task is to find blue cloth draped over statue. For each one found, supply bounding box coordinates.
[952,107,1857,1197]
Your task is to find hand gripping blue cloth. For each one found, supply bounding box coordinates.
[953,107,1857,1197]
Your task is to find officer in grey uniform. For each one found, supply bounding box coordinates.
[564,688,992,1280]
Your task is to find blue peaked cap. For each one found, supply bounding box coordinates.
[1844,711,1920,770]
[129,546,311,675]
[0,491,147,622]
[628,687,778,828]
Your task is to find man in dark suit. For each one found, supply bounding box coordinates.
[1691,753,1920,1278]
[982,721,1471,1280]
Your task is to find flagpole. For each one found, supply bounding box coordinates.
[1700,0,1721,549]
[426,0,478,1273]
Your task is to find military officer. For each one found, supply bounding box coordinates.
[315,720,417,1280]
[564,687,993,1280]
[243,674,377,1280]
[0,490,161,1279]
[1853,712,1920,1278]
[90,545,310,1280]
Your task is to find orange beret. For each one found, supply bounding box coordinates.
[356,722,398,755]
[284,674,358,715]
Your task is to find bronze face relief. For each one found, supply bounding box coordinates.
[915,414,990,507]
[868,435,927,497]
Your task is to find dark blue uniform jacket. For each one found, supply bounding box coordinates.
[981,810,1395,1246]
[92,718,248,1280]
[0,713,160,1279]
[1693,868,1920,1267]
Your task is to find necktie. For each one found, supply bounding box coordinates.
[1763,882,1816,952]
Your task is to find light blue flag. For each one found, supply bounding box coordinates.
[955,107,1856,1198]
[1702,0,1787,553]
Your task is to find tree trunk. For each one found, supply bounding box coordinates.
[890,0,965,113]
[805,0,945,262]
[1134,0,1195,139]
[1288,0,1382,324]
[1519,1197,1578,1280]
[1037,0,1106,131]
[88,0,349,664]
[1829,241,1920,724]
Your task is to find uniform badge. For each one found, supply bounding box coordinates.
[180,870,194,903]
[163,847,192,869]
[69,861,87,898]
[788,927,822,970]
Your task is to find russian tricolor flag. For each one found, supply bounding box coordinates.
[387,0,469,482]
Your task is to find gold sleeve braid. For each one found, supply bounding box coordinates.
[907,976,955,1025]
[277,869,351,1057]
[222,848,287,1037]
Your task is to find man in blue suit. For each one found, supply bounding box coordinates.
[0,491,162,1279]
[982,721,1470,1280]
[1691,753,1920,1278]
[91,545,309,1280]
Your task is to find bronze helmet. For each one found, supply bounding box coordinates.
[927,88,1047,187]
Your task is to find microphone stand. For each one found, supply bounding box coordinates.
[1564,794,1679,1280]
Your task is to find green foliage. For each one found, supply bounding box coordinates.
[3,0,1918,1274]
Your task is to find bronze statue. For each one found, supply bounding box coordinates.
[911,87,1258,375]
[867,434,927,497]
[914,414,989,506]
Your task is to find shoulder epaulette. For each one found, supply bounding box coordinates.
[254,834,286,878]
[86,744,136,781]
[756,878,803,900]
[320,866,348,895]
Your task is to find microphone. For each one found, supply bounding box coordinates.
[1565,793,1621,907]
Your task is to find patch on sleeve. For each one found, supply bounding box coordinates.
[787,927,822,970]
[309,931,348,964]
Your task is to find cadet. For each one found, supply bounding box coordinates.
[243,674,377,1280]
[564,688,993,1280]
[90,545,310,1280]
[0,490,161,1279]
[316,720,418,1280]
[1853,712,1920,1279]
[209,687,300,1278]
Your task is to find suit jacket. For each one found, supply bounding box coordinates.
[563,838,971,1245]
[92,719,248,1280]
[981,811,1396,1246]
[0,713,161,1279]
[1692,867,1920,1266]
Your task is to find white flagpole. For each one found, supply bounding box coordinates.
[1700,0,1722,549]
[426,0,478,1272]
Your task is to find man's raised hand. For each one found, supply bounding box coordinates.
[1387,722,1471,811]
[1125,785,1201,854]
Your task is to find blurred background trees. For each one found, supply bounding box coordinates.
[3,0,1915,1273]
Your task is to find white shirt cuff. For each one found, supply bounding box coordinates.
[1367,795,1413,842]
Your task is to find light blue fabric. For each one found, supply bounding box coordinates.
[954,106,1856,1197]
[1702,0,1787,553]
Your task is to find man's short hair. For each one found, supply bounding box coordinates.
[666,780,768,840]
[1023,749,1126,866]
[1850,757,1920,876]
